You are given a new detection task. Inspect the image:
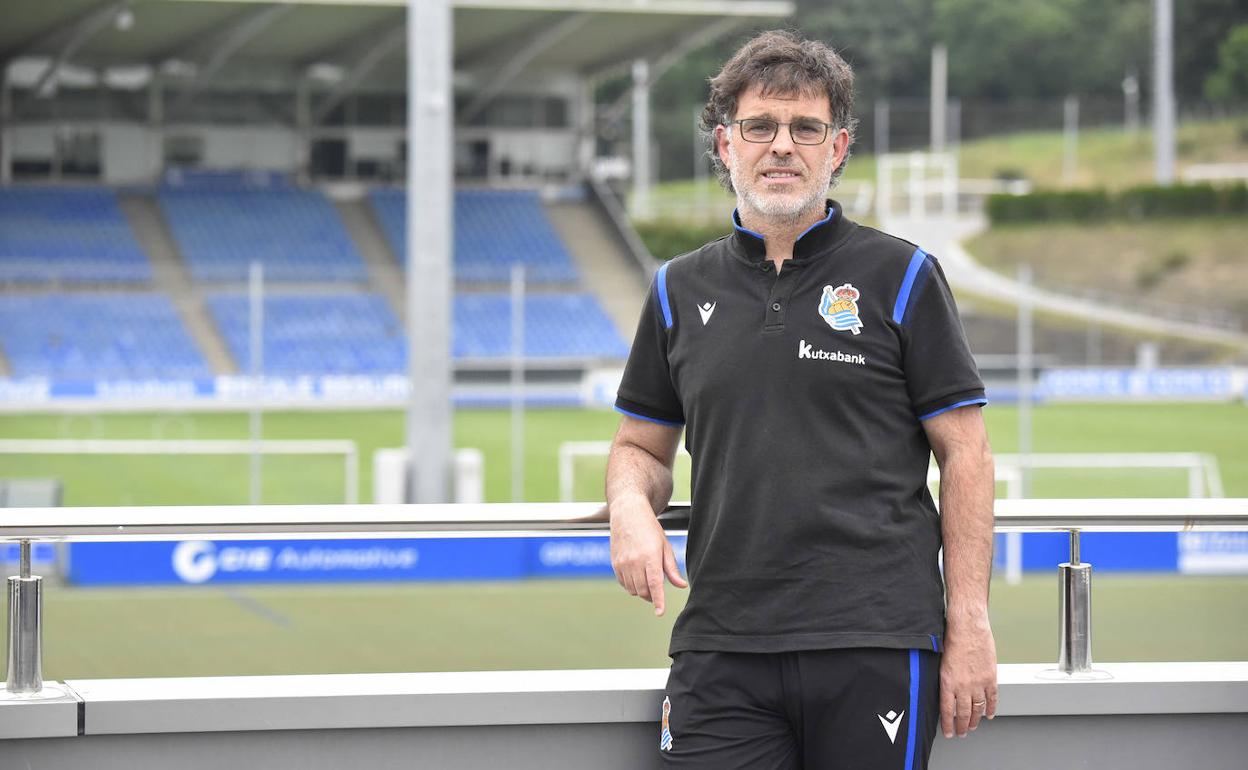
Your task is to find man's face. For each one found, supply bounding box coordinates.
[716,85,849,219]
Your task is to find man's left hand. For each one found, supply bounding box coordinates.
[939,613,998,739]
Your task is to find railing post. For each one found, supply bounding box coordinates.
[1040,529,1111,680]
[6,539,43,694]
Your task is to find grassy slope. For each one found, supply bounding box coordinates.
[964,218,1248,324]
[649,118,1248,202]
[956,119,1248,191]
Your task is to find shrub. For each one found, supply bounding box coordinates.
[634,220,732,261]
[986,182,1248,224]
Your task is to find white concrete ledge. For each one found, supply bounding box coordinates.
[998,661,1248,716]
[65,668,670,735]
[0,686,80,739]
[38,661,1245,738]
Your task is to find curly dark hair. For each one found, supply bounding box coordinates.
[700,30,857,193]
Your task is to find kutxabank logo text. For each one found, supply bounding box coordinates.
[797,339,866,365]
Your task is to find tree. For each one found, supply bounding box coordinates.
[1205,24,1248,102]
[1176,0,1248,103]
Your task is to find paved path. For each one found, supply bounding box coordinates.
[882,215,1248,353]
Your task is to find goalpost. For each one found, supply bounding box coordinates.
[558,442,1223,584]
[0,439,360,504]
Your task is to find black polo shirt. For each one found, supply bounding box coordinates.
[615,201,986,656]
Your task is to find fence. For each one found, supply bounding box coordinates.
[1,499,1246,768]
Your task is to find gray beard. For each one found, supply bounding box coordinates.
[728,143,837,223]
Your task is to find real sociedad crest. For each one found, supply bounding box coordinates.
[819,283,863,335]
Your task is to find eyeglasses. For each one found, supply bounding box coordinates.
[728,118,833,145]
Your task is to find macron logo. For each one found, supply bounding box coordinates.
[878,709,905,744]
[798,339,866,365]
[698,301,716,325]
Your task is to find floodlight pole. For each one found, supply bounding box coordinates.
[1062,96,1079,185]
[405,0,453,503]
[510,264,526,503]
[871,100,887,158]
[631,59,651,220]
[248,262,264,506]
[1152,0,1176,184]
[0,70,12,185]
[1017,264,1033,499]
[930,45,947,153]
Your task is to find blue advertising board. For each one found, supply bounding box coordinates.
[1006,532,1179,572]
[0,375,583,408]
[1038,367,1238,400]
[65,531,1240,585]
[65,535,689,586]
[1,543,57,566]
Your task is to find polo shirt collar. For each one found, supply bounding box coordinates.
[730,200,844,265]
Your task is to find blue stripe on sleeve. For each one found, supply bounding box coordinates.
[901,259,935,327]
[918,397,989,421]
[656,261,674,329]
[905,649,920,770]
[613,405,684,427]
[929,634,940,652]
[892,248,928,324]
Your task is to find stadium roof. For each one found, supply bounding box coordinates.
[3,0,794,93]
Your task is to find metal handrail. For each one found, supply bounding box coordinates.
[1,499,1247,542]
[3,498,1246,695]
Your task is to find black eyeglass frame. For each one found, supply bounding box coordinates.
[726,118,836,145]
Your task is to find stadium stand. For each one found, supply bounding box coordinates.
[205,292,628,373]
[158,186,367,283]
[454,293,630,359]
[206,293,405,375]
[370,188,580,283]
[0,180,627,380]
[0,294,210,379]
[0,187,152,284]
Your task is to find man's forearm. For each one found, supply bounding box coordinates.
[939,445,995,620]
[606,441,675,517]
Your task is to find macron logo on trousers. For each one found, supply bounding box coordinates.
[798,340,866,365]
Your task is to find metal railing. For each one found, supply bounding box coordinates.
[2,499,1246,697]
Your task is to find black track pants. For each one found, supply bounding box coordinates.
[657,648,941,770]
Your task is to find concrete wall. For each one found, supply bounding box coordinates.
[2,663,1245,769]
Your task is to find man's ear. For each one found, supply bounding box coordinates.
[831,127,850,171]
[715,124,731,169]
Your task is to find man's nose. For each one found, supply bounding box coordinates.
[769,126,796,155]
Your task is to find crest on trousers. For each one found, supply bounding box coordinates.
[819,283,863,335]
[660,696,674,751]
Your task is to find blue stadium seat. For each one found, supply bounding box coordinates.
[453,293,630,359]
[0,294,210,380]
[0,187,151,284]
[205,291,627,374]
[207,293,405,375]
[159,187,367,283]
[370,188,580,284]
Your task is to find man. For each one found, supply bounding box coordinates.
[606,30,997,769]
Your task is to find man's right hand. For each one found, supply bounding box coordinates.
[610,495,687,617]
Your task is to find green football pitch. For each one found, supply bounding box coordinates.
[2,402,1246,679]
[2,402,1246,504]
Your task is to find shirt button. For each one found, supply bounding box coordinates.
[771,302,781,311]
